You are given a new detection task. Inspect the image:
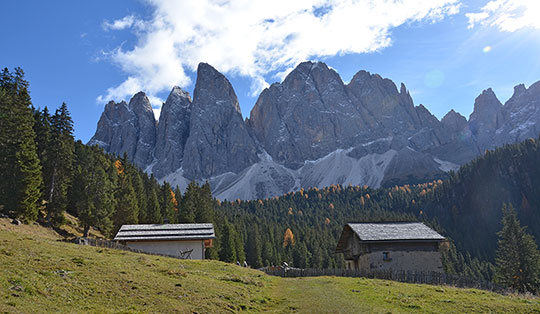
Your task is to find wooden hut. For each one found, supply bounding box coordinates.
[114,223,215,259]
[335,222,445,272]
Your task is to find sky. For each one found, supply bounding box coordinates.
[1,0,540,142]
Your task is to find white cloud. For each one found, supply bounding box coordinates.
[466,0,540,32]
[102,15,138,31]
[98,0,461,110]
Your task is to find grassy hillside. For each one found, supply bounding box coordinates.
[1,223,539,313]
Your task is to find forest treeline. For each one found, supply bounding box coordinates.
[3,67,540,291]
[0,68,212,234]
[215,135,540,283]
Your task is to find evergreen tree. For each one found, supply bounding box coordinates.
[0,68,42,221]
[246,225,263,268]
[32,107,51,200]
[292,242,310,268]
[262,241,275,266]
[494,204,540,292]
[235,230,246,263]
[160,182,177,223]
[195,181,214,223]
[112,157,138,233]
[130,170,147,224]
[146,187,163,224]
[44,102,74,225]
[311,244,323,269]
[179,181,197,223]
[70,144,115,237]
[219,221,237,263]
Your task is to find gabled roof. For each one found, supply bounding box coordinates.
[114,223,215,241]
[335,222,445,253]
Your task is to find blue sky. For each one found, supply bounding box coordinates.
[1,0,539,142]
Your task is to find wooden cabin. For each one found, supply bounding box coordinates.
[335,222,445,272]
[114,223,215,259]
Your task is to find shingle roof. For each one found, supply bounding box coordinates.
[335,222,445,253]
[113,223,215,241]
[347,222,445,241]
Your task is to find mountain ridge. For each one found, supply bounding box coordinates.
[89,61,540,200]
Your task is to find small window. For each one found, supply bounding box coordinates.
[382,252,392,261]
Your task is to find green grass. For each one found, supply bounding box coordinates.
[1,227,539,313]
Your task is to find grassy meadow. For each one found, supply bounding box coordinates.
[1,220,539,313]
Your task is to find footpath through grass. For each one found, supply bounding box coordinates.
[1,224,539,313]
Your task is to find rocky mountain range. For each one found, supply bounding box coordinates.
[89,61,540,200]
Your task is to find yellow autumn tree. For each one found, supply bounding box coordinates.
[114,159,124,175]
[170,189,178,209]
[283,228,295,247]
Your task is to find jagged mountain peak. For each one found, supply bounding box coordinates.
[348,69,370,84]
[165,86,191,107]
[181,62,259,179]
[506,80,540,105]
[441,109,468,132]
[442,109,465,122]
[282,60,343,88]
[104,99,127,111]
[170,85,191,98]
[469,88,503,121]
[400,82,407,95]
[153,86,193,178]
[347,69,404,102]
[513,83,527,97]
[194,62,241,114]
[89,92,157,169]
[128,91,154,114]
[473,88,501,109]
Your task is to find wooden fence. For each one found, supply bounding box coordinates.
[261,267,506,292]
[72,237,183,260]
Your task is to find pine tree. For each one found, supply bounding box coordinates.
[219,221,237,263]
[32,107,51,198]
[160,182,177,223]
[70,144,115,237]
[130,170,147,224]
[0,68,42,221]
[112,157,138,233]
[292,241,310,268]
[235,230,246,263]
[146,188,163,224]
[246,225,263,268]
[262,241,275,266]
[44,102,74,225]
[179,181,197,223]
[494,204,540,292]
[195,181,214,223]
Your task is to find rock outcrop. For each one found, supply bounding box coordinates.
[153,86,192,178]
[469,88,504,150]
[181,63,259,179]
[89,92,156,168]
